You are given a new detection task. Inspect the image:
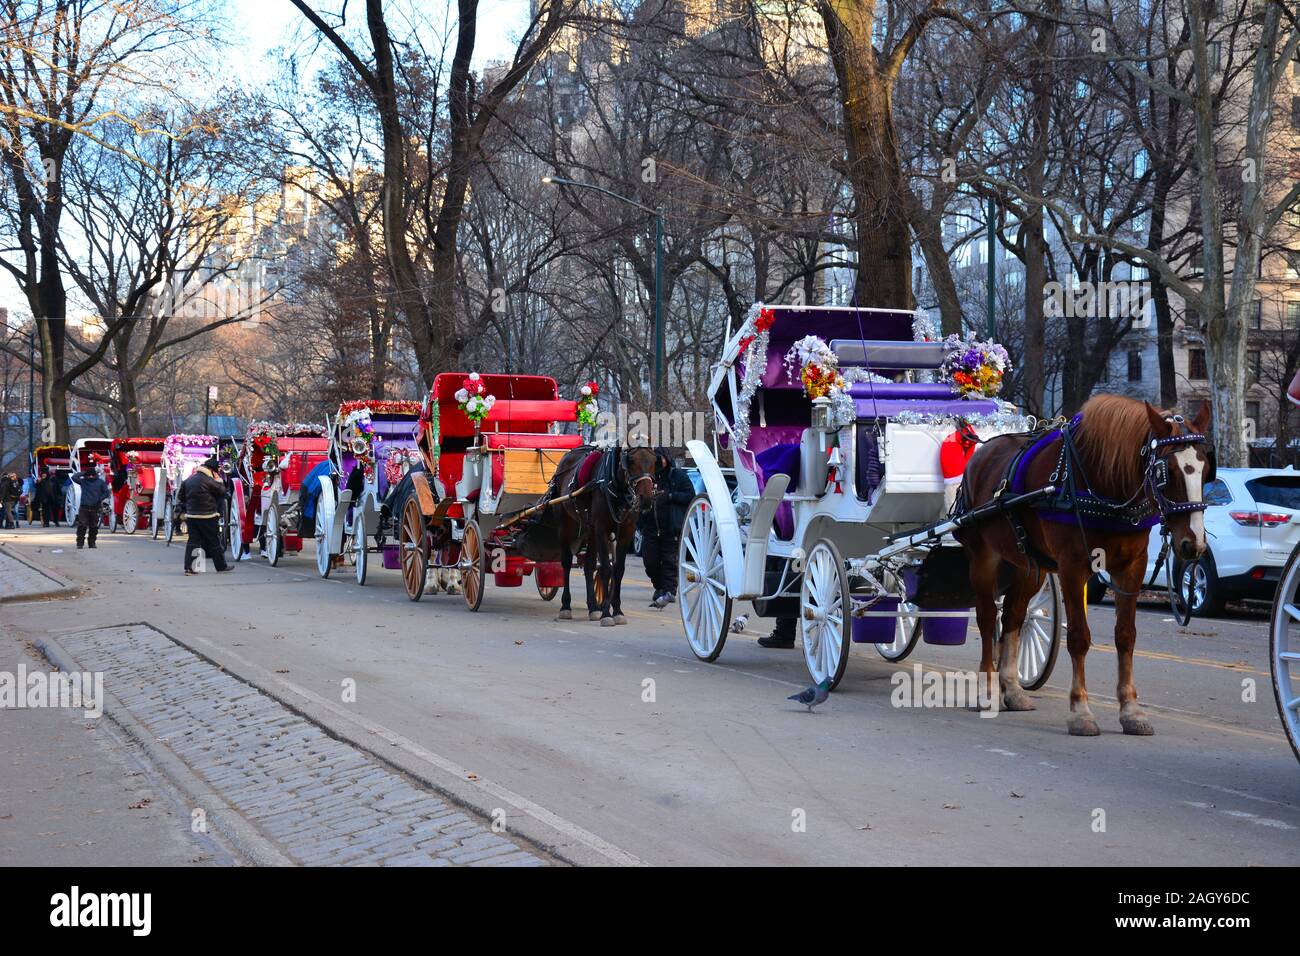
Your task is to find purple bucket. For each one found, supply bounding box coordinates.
[381,544,401,571]
[922,609,971,646]
[851,597,900,644]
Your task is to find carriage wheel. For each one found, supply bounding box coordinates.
[355,524,368,586]
[265,503,282,566]
[109,508,119,534]
[995,573,1063,692]
[800,539,851,691]
[122,499,139,535]
[875,601,922,663]
[152,501,162,540]
[679,495,732,663]
[461,519,486,612]
[536,574,558,601]
[315,515,332,579]
[399,497,428,601]
[1269,544,1300,764]
[228,503,242,559]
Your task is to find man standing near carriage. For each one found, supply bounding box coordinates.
[35,467,61,526]
[179,456,231,574]
[640,447,695,608]
[70,461,110,549]
[0,472,18,529]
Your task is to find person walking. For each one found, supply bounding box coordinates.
[179,456,230,575]
[639,447,695,609]
[36,468,61,526]
[0,472,19,529]
[70,462,110,549]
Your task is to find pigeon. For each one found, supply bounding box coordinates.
[788,679,831,712]
[730,614,749,633]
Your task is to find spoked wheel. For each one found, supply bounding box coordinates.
[536,575,558,601]
[265,503,282,566]
[994,573,1064,691]
[1167,549,1192,626]
[679,495,732,662]
[228,503,243,559]
[122,499,139,535]
[109,509,119,534]
[800,539,851,691]
[315,483,335,578]
[399,497,427,601]
[152,501,162,540]
[461,519,486,612]
[1269,543,1300,764]
[355,525,368,586]
[875,601,922,663]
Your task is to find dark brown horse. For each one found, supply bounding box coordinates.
[954,395,1212,736]
[542,444,657,625]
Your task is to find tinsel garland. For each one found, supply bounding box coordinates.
[912,310,941,385]
[730,302,772,452]
[337,399,422,418]
[33,444,70,457]
[162,434,217,479]
[889,407,1036,432]
[245,420,326,439]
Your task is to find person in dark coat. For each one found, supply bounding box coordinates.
[638,447,695,608]
[178,457,230,574]
[0,472,18,528]
[36,468,61,526]
[70,463,110,549]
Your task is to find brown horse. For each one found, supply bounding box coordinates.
[954,395,1212,736]
[543,444,657,625]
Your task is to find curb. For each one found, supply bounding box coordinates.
[0,542,82,603]
[34,634,295,867]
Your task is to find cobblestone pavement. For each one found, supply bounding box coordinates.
[0,548,65,600]
[57,624,546,866]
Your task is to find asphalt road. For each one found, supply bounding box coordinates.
[3,524,1297,866]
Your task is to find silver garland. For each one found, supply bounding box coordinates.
[731,302,770,452]
[889,406,1035,432]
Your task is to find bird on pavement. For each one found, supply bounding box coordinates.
[788,679,831,712]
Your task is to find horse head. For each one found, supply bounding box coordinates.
[1143,399,1213,561]
[622,445,658,512]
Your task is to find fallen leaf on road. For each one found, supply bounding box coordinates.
[942,804,961,810]
[1010,791,1024,799]
[275,669,289,674]
[128,799,151,810]
[514,640,523,645]
[856,824,872,830]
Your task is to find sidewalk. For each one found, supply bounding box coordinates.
[0,543,235,866]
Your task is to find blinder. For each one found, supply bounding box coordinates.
[1146,430,1211,522]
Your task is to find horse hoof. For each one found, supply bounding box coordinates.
[588,611,602,621]
[1067,715,1101,737]
[1120,714,1155,736]
[1002,691,1037,712]
[557,609,572,620]
[613,615,627,625]
[600,617,616,628]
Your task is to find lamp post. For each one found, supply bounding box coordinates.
[543,175,665,406]
[986,194,997,340]
[27,319,35,458]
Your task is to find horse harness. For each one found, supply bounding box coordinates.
[992,413,1213,582]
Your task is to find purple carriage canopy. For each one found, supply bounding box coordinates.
[333,400,423,498]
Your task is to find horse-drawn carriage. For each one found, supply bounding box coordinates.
[28,444,71,524]
[397,373,584,609]
[314,400,424,582]
[65,438,113,525]
[680,304,1065,692]
[152,434,219,542]
[106,438,164,534]
[231,421,330,565]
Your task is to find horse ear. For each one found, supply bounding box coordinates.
[1191,399,1212,435]
[1144,402,1172,437]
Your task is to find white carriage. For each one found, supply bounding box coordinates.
[679,304,1064,691]
[152,434,218,543]
[64,437,113,523]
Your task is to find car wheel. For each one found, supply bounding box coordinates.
[1085,573,1107,605]
[1180,552,1225,617]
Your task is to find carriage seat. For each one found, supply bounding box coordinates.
[438,432,583,501]
[850,383,1000,419]
[831,339,948,370]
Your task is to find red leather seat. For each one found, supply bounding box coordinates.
[482,433,582,450]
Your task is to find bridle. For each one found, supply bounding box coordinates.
[605,447,656,522]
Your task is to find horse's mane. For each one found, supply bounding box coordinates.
[1074,394,1158,497]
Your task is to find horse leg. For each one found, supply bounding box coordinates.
[584,540,601,620]
[1111,553,1154,736]
[1059,559,1100,736]
[598,532,616,627]
[967,544,1001,712]
[557,541,573,620]
[996,567,1042,712]
[611,539,628,625]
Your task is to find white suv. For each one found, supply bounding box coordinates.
[1090,467,1300,616]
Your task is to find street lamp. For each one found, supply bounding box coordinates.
[543,175,665,406]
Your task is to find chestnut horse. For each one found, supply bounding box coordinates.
[954,395,1212,736]
[542,444,657,625]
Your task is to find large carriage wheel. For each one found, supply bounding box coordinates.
[399,497,428,601]
[1269,543,1300,764]
[800,539,852,691]
[354,521,368,586]
[994,573,1063,692]
[265,503,282,566]
[536,576,558,601]
[874,601,922,663]
[461,519,486,612]
[165,501,177,544]
[122,499,139,535]
[109,508,119,534]
[679,495,732,663]
[152,500,163,540]
[228,502,243,559]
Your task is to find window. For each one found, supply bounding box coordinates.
[1204,479,1232,506]
[1245,401,1261,429]
[1189,348,1208,379]
[1251,299,1262,329]
[1248,350,1261,385]
[1127,349,1143,381]
[1208,41,1222,73]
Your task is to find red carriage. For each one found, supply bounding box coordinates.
[106,438,164,534]
[65,438,113,525]
[28,444,71,524]
[230,421,330,565]
[397,373,583,608]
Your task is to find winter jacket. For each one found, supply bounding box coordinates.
[0,475,18,503]
[179,466,227,518]
[71,471,111,510]
[638,461,695,537]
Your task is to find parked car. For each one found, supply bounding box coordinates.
[1088,466,1300,616]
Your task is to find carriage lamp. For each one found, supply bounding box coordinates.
[810,396,832,432]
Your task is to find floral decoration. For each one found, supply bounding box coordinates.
[454,372,496,425]
[940,335,1010,399]
[576,380,600,429]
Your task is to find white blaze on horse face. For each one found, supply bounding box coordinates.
[1173,446,1206,548]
